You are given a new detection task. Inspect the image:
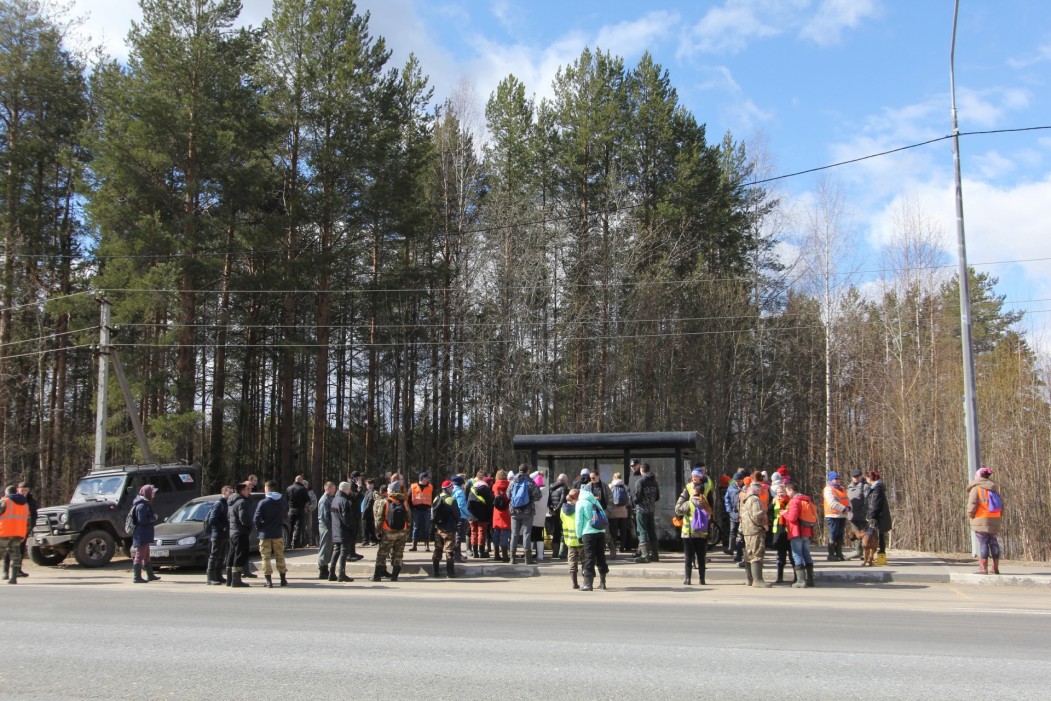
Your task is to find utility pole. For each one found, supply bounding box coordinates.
[950,0,982,554]
[93,298,111,471]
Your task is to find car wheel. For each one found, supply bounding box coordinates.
[30,546,68,566]
[74,529,116,567]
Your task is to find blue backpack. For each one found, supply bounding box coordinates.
[510,478,531,509]
[589,503,609,530]
[611,483,628,506]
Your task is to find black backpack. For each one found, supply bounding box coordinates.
[385,498,407,530]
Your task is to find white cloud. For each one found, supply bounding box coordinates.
[594,10,679,56]
[1007,41,1051,69]
[490,0,514,32]
[972,150,1016,180]
[798,0,881,47]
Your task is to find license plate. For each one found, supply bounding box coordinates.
[152,549,169,558]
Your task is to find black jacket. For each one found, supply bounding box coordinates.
[467,482,494,522]
[432,493,460,533]
[865,480,893,532]
[227,493,252,536]
[631,472,660,512]
[330,490,354,543]
[285,481,309,511]
[548,482,568,514]
[205,497,229,536]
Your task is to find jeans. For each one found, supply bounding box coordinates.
[789,536,813,567]
[411,508,431,543]
[826,517,846,545]
[318,522,332,568]
[491,527,510,549]
[975,531,1001,559]
[509,514,532,554]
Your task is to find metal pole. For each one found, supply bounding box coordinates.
[950,0,982,555]
[93,298,111,471]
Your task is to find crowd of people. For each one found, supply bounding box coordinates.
[0,460,1004,587]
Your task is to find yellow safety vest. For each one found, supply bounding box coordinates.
[560,509,581,548]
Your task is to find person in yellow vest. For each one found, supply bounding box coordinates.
[0,485,31,584]
[770,482,796,584]
[967,467,1002,575]
[675,484,713,586]
[822,471,850,561]
[409,472,434,552]
[560,489,584,589]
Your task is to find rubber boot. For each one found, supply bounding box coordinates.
[481,545,490,559]
[536,542,545,562]
[510,547,518,565]
[571,571,579,589]
[580,575,593,591]
[370,565,384,582]
[231,569,250,587]
[216,567,226,585]
[991,558,1000,575]
[598,572,606,590]
[775,563,785,584]
[410,541,418,552]
[133,564,148,583]
[835,543,846,561]
[698,558,707,585]
[430,556,441,577]
[7,570,15,584]
[279,572,288,587]
[805,564,815,588]
[471,545,478,558]
[976,558,988,574]
[751,562,772,588]
[875,552,886,566]
[745,561,753,586]
[826,543,836,561]
[225,566,233,587]
[650,546,659,563]
[525,549,534,565]
[684,568,692,586]
[633,543,650,564]
[390,565,401,582]
[145,565,160,581]
[319,565,329,580]
[446,556,456,578]
[263,575,273,588]
[791,567,807,588]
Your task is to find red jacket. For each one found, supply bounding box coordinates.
[783,494,815,539]
[492,479,511,529]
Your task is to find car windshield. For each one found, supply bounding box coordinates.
[70,476,125,503]
[166,501,214,524]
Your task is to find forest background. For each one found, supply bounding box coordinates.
[1,0,1048,559]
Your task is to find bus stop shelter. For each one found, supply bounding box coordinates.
[512,431,703,542]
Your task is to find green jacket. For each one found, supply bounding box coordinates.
[575,490,606,539]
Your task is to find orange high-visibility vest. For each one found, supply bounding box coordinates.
[974,488,1002,519]
[823,485,849,518]
[0,498,30,538]
[758,483,770,510]
[410,483,433,507]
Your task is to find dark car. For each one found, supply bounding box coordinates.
[150,493,289,569]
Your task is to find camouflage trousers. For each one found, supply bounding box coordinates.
[260,537,286,575]
[1,536,22,573]
[377,530,408,568]
[433,529,456,560]
[744,532,767,564]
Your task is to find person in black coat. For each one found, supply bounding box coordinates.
[547,474,569,559]
[865,471,893,563]
[205,485,232,585]
[285,475,310,549]
[226,482,253,587]
[328,482,355,582]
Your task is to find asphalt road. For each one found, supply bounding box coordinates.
[2,570,1049,700]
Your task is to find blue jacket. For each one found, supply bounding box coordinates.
[131,496,157,548]
[452,485,469,519]
[724,482,741,522]
[318,492,333,528]
[205,497,229,537]
[254,493,285,540]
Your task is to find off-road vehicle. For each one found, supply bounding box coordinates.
[30,464,201,567]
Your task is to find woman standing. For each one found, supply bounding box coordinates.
[675,484,713,585]
[865,471,893,566]
[967,467,1002,575]
[130,485,160,584]
[575,489,609,591]
[491,470,512,562]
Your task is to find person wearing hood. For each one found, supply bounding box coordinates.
[530,471,549,562]
[431,480,461,577]
[547,473,569,559]
[675,483,713,586]
[372,481,410,581]
[608,472,631,556]
[864,471,893,566]
[130,484,160,584]
[967,467,1003,575]
[560,489,584,589]
[254,480,288,588]
[226,482,253,587]
[0,485,30,584]
[631,463,660,564]
[574,488,609,591]
[822,471,850,561]
[328,481,355,583]
[508,465,543,564]
[491,470,512,562]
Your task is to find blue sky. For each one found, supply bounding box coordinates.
[71,0,1051,351]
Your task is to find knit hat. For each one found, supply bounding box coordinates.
[389,481,402,492]
[441,480,453,489]
[827,471,839,481]
[977,467,992,478]
[732,470,747,481]
[691,468,704,477]
[530,471,544,487]
[419,472,429,481]
[776,465,789,477]
[566,488,580,502]
[138,485,157,498]
[451,475,465,485]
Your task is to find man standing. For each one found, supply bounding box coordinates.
[631,463,660,563]
[284,474,309,549]
[740,482,772,587]
[317,481,336,579]
[723,470,746,562]
[205,485,232,585]
[430,480,460,578]
[360,478,378,546]
[15,482,36,578]
[822,471,850,561]
[783,480,816,588]
[226,481,253,588]
[254,480,288,588]
[626,459,642,554]
[373,481,411,581]
[547,473,569,559]
[0,485,30,584]
[450,475,469,563]
[846,469,870,559]
[409,472,433,552]
[508,464,542,564]
[328,481,355,583]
